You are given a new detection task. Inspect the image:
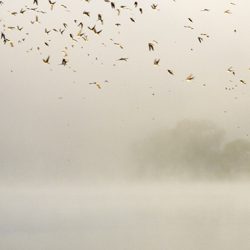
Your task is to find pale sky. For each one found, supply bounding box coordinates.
[1,0,250,183]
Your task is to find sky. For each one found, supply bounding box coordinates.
[1,0,250,183]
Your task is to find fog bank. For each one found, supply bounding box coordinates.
[1,182,250,250]
[135,119,250,179]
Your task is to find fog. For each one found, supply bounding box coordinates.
[1,0,250,248]
[2,118,250,184]
[1,183,250,250]
[1,0,250,183]
[135,119,250,180]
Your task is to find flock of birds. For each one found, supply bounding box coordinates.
[0,0,249,90]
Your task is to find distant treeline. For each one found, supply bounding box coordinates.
[135,120,250,179]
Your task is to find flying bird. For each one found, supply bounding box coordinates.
[186,74,195,81]
[154,59,160,65]
[198,36,203,43]
[117,57,128,61]
[60,58,68,66]
[148,43,155,51]
[151,4,158,10]
[43,56,50,64]
[167,69,174,75]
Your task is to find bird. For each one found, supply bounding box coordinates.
[83,11,90,17]
[60,58,67,66]
[198,37,203,43]
[48,0,56,10]
[154,59,160,65]
[98,14,104,24]
[117,57,128,61]
[227,66,235,75]
[151,4,158,10]
[186,74,195,81]
[111,2,115,9]
[20,8,26,14]
[69,33,77,42]
[184,25,194,30]
[43,56,50,64]
[89,81,101,89]
[167,69,174,75]
[224,10,232,14]
[45,28,51,34]
[148,43,155,51]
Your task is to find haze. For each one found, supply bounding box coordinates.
[1,0,250,249]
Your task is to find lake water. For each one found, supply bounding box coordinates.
[1,182,250,250]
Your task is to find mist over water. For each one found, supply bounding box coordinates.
[1,119,250,250]
[1,120,250,250]
[1,182,250,250]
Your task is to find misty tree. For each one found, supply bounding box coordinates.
[135,120,250,179]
